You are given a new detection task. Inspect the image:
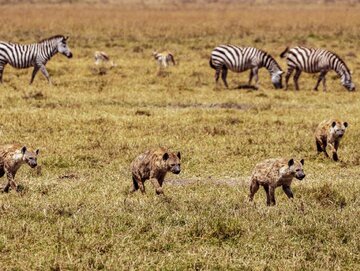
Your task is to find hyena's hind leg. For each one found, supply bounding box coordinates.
[316,139,324,154]
[249,179,260,202]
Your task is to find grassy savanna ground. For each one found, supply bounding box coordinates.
[1,2,360,270]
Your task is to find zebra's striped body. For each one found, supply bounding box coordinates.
[210,45,283,89]
[280,46,355,91]
[0,35,72,84]
[153,51,176,68]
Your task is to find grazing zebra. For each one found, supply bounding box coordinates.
[0,35,73,84]
[280,47,355,91]
[209,45,283,89]
[153,51,176,69]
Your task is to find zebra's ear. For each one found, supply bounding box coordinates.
[64,36,69,41]
[278,70,284,75]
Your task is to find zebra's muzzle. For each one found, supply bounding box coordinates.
[66,52,73,58]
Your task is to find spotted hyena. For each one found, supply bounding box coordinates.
[130,147,181,195]
[249,158,305,206]
[0,144,39,192]
[315,119,348,161]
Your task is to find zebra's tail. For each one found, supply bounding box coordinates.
[280,47,289,58]
[209,58,216,70]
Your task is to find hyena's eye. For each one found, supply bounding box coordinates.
[296,169,301,172]
[170,164,176,167]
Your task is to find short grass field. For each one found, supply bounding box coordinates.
[0,1,360,270]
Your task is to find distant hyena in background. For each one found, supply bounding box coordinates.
[0,144,39,192]
[249,158,305,206]
[130,147,181,195]
[315,119,348,161]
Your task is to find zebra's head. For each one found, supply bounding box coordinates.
[271,70,283,89]
[342,78,355,91]
[56,36,73,59]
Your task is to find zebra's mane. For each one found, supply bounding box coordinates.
[258,48,282,71]
[39,35,65,43]
[330,51,351,74]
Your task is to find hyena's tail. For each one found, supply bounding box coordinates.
[280,47,289,58]
[209,57,217,70]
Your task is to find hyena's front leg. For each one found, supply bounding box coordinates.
[149,178,164,195]
[328,143,339,161]
[282,185,294,199]
[249,179,259,202]
[263,184,271,206]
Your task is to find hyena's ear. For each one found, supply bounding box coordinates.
[35,149,40,155]
[331,121,336,128]
[162,153,169,161]
[21,146,27,154]
[344,122,348,128]
[288,159,294,167]
[177,152,181,160]
[300,159,304,165]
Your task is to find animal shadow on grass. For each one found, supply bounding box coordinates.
[233,84,258,90]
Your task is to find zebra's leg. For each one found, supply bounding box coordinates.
[248,69,254,85]
[30,66,40,85]
[293,69,302,91]
[39,65,52,84]
[221,67,228,88]
[284,67,294,90]
[322,71,328,92]
[0,62,6,83]
[253,67,259,88]
[215,69,220,85]
[314,71,327,91]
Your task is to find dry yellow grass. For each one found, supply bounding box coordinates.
[0,2,360,270]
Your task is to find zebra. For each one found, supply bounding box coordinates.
[280,46,355,91]
[209,45,283,89]
[152,50,176,69]
[0,35,73,84]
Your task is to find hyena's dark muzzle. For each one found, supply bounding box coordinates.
[171,165,181,175]
[295,171,306,180]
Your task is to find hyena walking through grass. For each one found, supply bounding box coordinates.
[0,144,39,193]
[315,119,348,161]
[130,147,181,195]
[249,158,305,206]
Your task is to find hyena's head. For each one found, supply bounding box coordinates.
[330,120,348,139]
[271,70,284,89]
[57,36,73,58]
[162,151,181,175]
[288,158,305,180]
[21,146,39,168]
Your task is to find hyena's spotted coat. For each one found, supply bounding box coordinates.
[130,147,181,195]
[249,158,305,206]
[315,119,348,161]
[0,144,39,192]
